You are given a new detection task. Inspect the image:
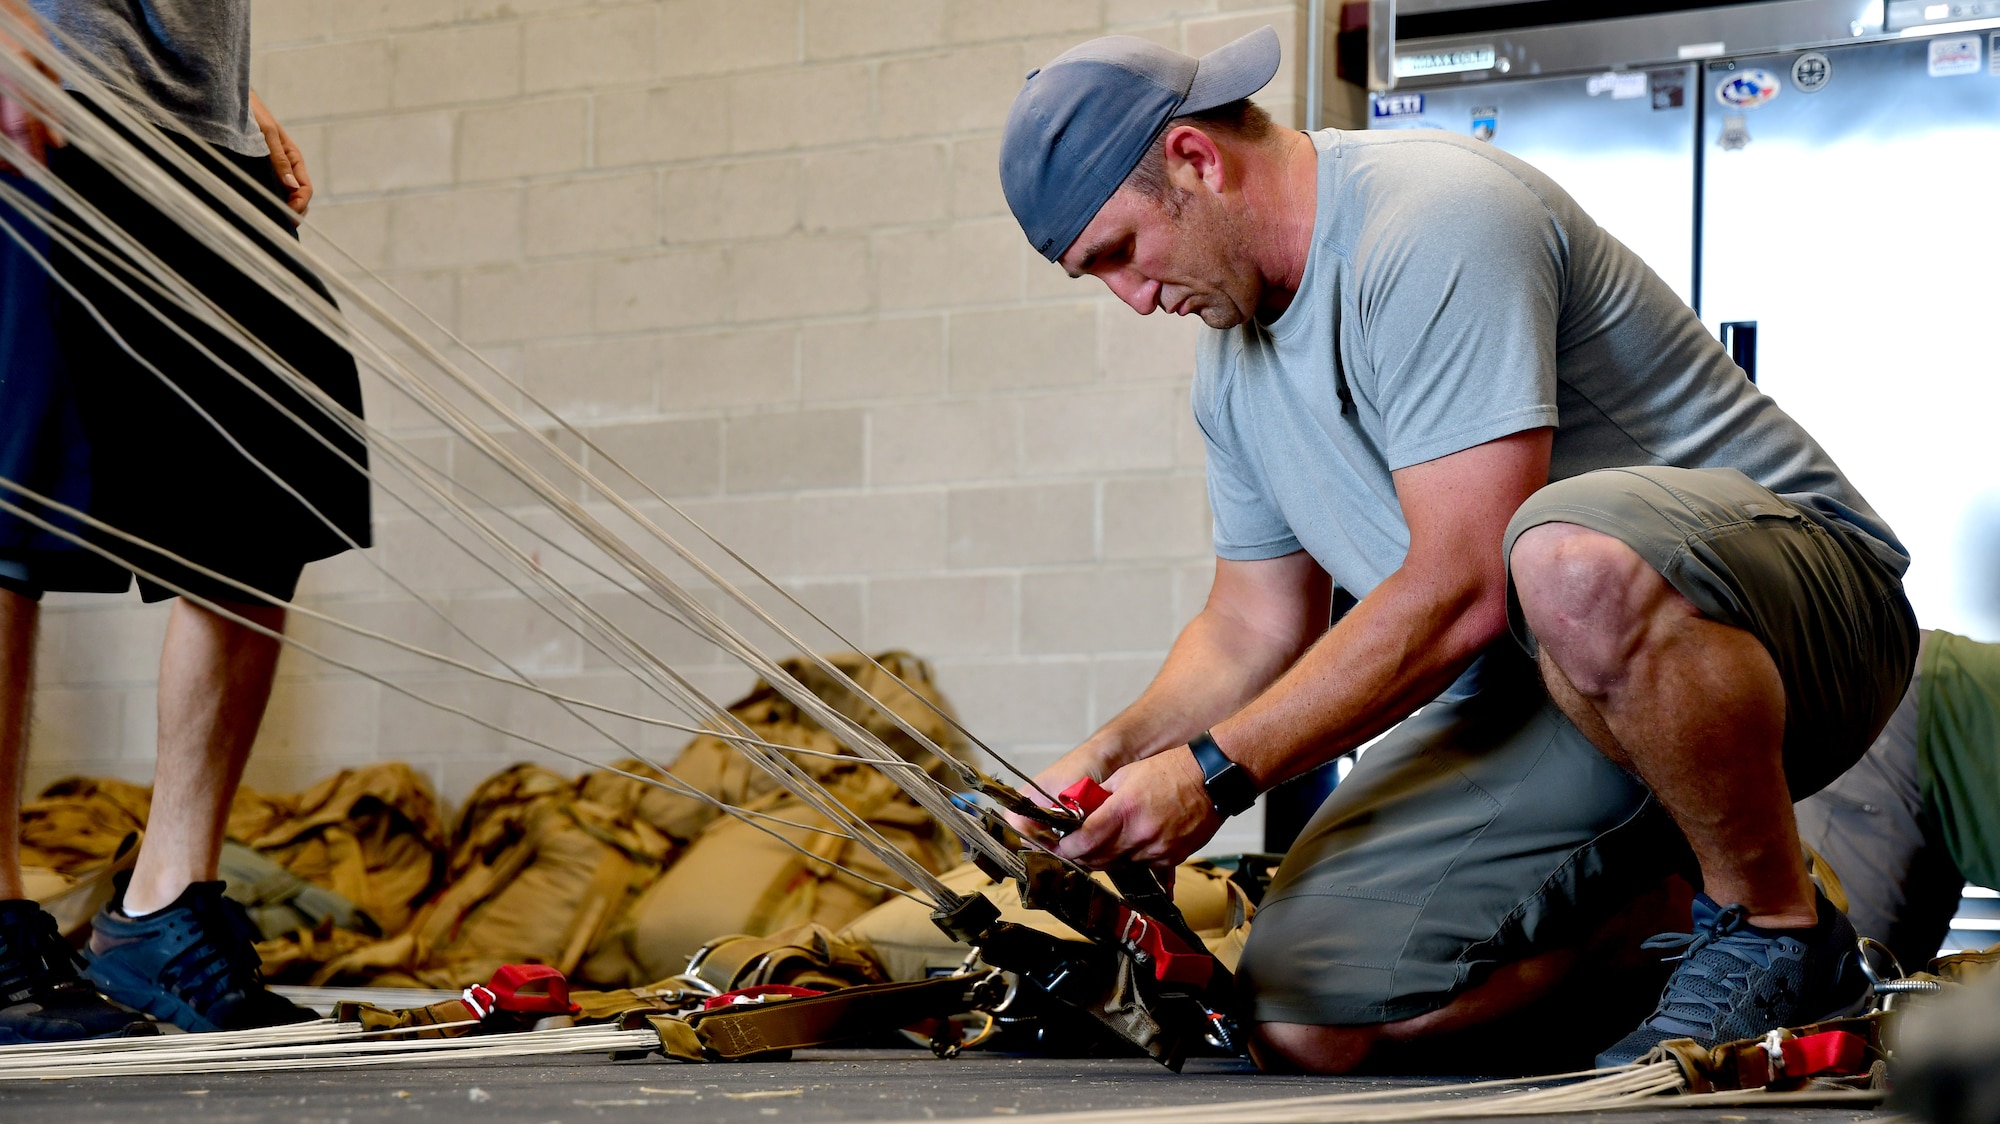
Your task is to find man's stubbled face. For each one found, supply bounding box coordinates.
[1061,184,1264,330]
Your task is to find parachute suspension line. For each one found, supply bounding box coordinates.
[0,485,937,908]
[0,81,997,887]
[0,136,966,906]
[0,47,1025,883]
[0,17,1054,810]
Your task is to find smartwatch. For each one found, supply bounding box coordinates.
[1188,730,1258,818]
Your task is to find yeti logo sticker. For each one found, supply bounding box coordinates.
[1716,69,1780,108]
[1371,93,1425,119]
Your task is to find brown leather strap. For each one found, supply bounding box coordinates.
[683,974,978,1059]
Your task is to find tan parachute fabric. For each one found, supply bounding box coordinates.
[20,765,445,948]
[24,651,969,989]
[308,650,969,988]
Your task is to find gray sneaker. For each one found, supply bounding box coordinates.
[1595,890,1869,1067]
[0,898,154,1044]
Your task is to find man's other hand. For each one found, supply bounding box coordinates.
[0,3,63,174]
[1053,746,1221,869]
[249,90,310,217]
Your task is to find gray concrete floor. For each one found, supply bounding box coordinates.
[0,1049,1895,1124]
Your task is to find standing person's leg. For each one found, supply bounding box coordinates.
[85,588,316,1033]
[1505,466,1917,1065]
[121,597,284,916]
[0,581,153,1042]
[0,586,36,900]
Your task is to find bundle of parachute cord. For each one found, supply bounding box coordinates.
[0,9,1988,1115]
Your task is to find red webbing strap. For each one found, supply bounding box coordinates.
[1055,777,1216,991]
[1784,1030,1868,1077]
[486,963,580,1016]
[1737,1030,1871,1088]
[702,984,824,1011]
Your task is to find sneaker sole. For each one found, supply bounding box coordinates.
[1594,991,1876,1069]
[83,960,224,1034]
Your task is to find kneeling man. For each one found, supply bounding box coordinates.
[998,28,1915,1071]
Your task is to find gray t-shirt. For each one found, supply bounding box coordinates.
[1196,129,1905,599]
[31,0,265,157]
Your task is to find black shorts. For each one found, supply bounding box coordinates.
[0,103,371,606]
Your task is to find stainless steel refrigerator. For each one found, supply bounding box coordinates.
[1361,1,2000,949]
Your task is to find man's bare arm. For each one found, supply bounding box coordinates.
[1054,427,1554,867]
[1020,550,1332,800]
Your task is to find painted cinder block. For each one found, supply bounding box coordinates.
[658,0,801,78]
[392,23,523,109]
[724,409,867,494]
[1020,566,1177,653]
[594,80,733,167]
[876,219,1024,311]
[525,173,658,257]
[946,482,1096,567]
[949,305,1098,393]
[592,249,729,333]
[457,96,590,182]
[525,6,657,94]
[658,326,798,412]
[801,316,944,403]
[878,43,1023,139]
[803,143,949,232]
[867,574,1017,656]
[804,0,948,60]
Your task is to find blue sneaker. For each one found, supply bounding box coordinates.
[1595,891,1868,1067]
[0,898,154,1043]
[84,879,318,1033]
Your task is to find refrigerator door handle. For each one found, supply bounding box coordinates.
[1720,320,1757,383]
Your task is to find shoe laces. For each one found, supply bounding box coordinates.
[154,892,268,1014]
[1638,905,1789,1034]
[0,908,88,1002]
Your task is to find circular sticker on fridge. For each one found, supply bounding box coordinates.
[1715,69,1781,109]
[1791,52,1832,93]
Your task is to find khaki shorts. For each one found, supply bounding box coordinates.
[1503,465,1918,799]
[1240,466,1916,1032]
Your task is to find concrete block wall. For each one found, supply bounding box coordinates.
[28,0,1366,854]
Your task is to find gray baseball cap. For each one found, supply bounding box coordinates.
[1000,26,1281,262]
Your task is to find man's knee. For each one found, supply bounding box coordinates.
[1509,523,1684,696]
[1250,1021,1382,1074]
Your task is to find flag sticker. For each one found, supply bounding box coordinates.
[1928,35,1980,78]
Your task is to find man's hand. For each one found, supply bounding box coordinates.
[248,90,310,217]
[1001,733,1121,841]
[1053,746,1222,869]
[0,2,62,174]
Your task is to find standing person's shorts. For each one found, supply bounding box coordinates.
[4,100,372,607]
[0,172,128,601]
[1238,465,1917,1058]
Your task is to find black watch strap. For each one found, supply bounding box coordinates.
[1188,730,1258,818]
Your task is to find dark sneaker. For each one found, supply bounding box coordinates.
[84,879,318,1033]
[0,898,154,1043]
[1595,890,1868,1067]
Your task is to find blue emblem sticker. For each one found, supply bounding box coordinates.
[1370,92,1425,119]
[1470,107,1496,142]
[1715,69,1780,109]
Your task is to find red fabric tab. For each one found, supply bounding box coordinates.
[1117,906,1214,990]
[1058,778,1110,817]
[702,984,825,1011]
[1784,1030,1868,1077]
[486,963,580,1016]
